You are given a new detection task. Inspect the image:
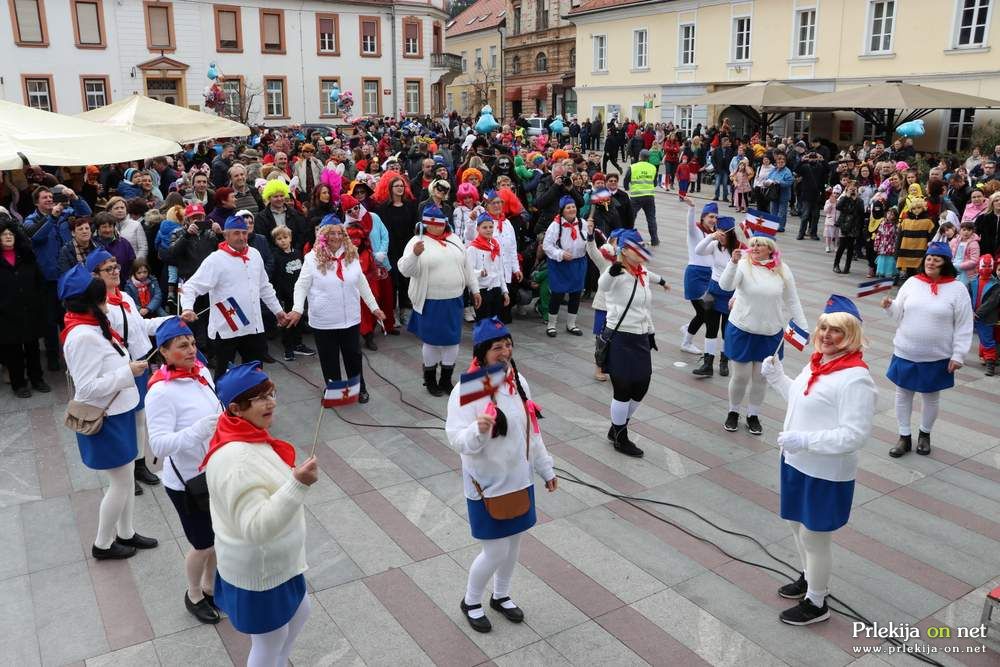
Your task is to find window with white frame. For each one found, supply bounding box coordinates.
[679,23,695,66]
[490,45,497,69]
[221,78,241,118]
[593,34,607,71]
[733,16,751,61]
[25,78,52,111]
[83,78,108,111]
[264,78,285,117]
[362,79,379,115]
[677,106,693,135]
[320,78,341,116]
[405,80,421,114]
[795,9,816,57]
[791,111,810,138]
[461,51,468,72]
[955,0,991,47]
[475,48,482,69]
[947,108,976,152]
[633,29,648,69]
[317,16,338,53]
[867,0,895,53]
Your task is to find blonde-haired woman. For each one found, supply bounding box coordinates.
[760,295,876,626]
[718,233,807,435]
[287,215,384,404]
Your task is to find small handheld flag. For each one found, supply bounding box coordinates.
[783,320,810,352]
[322,376,361,407]
[459,363,507,405]
[215,297,250,332]
[739,209,781,245]
[856,278,893,298]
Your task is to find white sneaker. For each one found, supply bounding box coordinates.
[679,325,701,354]
[464,306,476,322]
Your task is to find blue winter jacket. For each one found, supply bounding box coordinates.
[23,199,93,281]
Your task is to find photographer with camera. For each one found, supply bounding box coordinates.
[532,164,582,236]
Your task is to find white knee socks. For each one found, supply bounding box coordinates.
[728,361,751,412]
[627,400,641,418]
[248,594,311,667]
[611,399,630,426]
[920,391,940,433]
[789,521,833,607]
[465,535,522,618]
[95,462,135,549]
[704,338,718,355]
[566,312,578,331]
[422,344,460,366]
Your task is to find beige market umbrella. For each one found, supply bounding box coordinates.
[78,94,249,144]
[0,100,181,170]
[685,81,818,134]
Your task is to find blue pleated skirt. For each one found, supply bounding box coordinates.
[887,355,954,393]
[683,265,712,300]
[76,410,138,470]
[605,330,652,382]
[214,572,307,634]
[780,456,854,532]
[723,323,784,363]
[134,368,150,410]
[467,485,536,540]
[408,296,463,345]
[592,309,607,335]
[707,279,734,314]
[548,256,587,294]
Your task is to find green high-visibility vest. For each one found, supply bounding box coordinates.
[629,162,655,198]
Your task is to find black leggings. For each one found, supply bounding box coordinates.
[705,310,729,339]
[686,298,707,335]
[314,325,366,392]
[602,152,622,175]
[610,374,651,402]
[549,291,581,315]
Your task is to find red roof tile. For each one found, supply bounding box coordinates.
[446,0,506,37]
[567,0,656,17]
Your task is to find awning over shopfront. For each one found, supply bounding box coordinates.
[530,85,548,100]
[505,87,522,102]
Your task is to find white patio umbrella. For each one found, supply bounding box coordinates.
[0,100,181,170]
[684,81,818,133]
[78,94,250,144]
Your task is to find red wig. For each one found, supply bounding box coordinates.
[371,171,415,205]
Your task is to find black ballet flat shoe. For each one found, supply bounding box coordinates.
[202,591,216,609]
[185,592,221,624]
[116,533,159,549]
[92,542,136,560]
[778,572,807,599]
[460,600,492,633]
[490,596,525,623]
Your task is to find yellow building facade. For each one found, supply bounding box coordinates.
[569,0,1000,152]
[445,0,504,117]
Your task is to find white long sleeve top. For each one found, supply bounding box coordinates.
[398,233,478,313]
[144,366,221,492]
[884,277,974,363]
[180,247,281,340]
[685,207,714,268]
[63,325,139,416]
[694,235,732,281]
[543,217,588,262]
[106,291,171,360]
[205,441,309,591]
[292,249,379,330]
[586,240,664,312]
[453,205,484,243]
[493,217,520,283]
[719,259,808,336]
[598,266,656,335]
[445,371,555,500]
[466,243,508,292]
[117,217,148,260]
[768,363,877,482]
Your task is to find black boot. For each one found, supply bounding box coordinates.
[986,360,996,377]
[134,459,160,486]
[719,352,729,377]
[916,430,931,455]
[889,434,911,458]
[363,333,378,351]
[423,365,443,397]
[610,424,644,457]
[438,365,455,394]
[692,354,714,378]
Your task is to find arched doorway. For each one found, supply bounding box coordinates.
[718,105,756,139]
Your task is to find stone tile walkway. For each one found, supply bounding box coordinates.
[2,189,999,666]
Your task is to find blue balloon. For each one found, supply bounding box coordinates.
[549,118,564,134]
[207,66,218,80]
[328,85,340,103]
[896,119,925,138]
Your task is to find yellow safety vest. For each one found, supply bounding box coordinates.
[628,162,655,198]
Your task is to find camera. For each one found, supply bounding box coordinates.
[51,190,70,204]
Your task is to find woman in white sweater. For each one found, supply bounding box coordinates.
[107,196,149,261]
[882,242,973,457]
[59,265,157,560]
[446,318,557,633]
[718,233,807,436]
[399,204,480,396]
[145,317,222,624]
[288,215,384,404]
[760,295,876,626]
[691,215,738,378]
[542,196,589,337]
[202,361,318,667]
[598,229,668,457]
[680,200,718,354]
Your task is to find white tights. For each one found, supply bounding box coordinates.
[185,547,216,603]
[788,520,833,607]
[464,533,523,618]
[894,388,940,436]
[248,594,312,667]
[728,361,767,415]
[95,461,135,549]
[422,344,460,367]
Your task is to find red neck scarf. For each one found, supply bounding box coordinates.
[493,214,505,234]
[131,277,151,308]
[425,229,451,247]
[915,273,956,295]
[504,368,517,395]
[804,350,868,395]
[148,361,209,389]
[106,288,131,312]
[470,235,500,261]
[697,223,714,236]
[626,263,647,286]
[561,219,579,240]
[200,413,296,471]
[752,259,777,271]
[60,311,124,346]
[218,242,249,263]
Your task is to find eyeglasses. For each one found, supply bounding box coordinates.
[99,265,121,274]
[250,391,277,404]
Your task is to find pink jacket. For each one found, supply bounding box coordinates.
[950,234,981,278]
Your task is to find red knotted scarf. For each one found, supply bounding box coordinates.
[147,361,210,389]
[199,413,296,471]
[107,288,131,313]
[218,242,249,263]
[561,221,579,240]
[915,273,956,296]
[470,235,500,261]
[804,350,868,396]
[60,311,124,346]
[626,264,647,286]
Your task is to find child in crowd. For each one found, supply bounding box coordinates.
[823,187,841,253]
[466,214,508,321]
[271,226,305,362]
[122,258,166,317]
[873,204,899,278]
[732,158,753,213]
[676,154,691,200]
[452,183,483,243]
[969,254,999,376]
[648,142,664,188]
[951,220,981,286]
[154,204,184,311]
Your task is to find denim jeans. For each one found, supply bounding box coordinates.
[714,173,729,200]
[770,199,789,232]
[796,199,820,238]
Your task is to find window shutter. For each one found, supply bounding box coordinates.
[219,11,237,47]
[76,2,101,44]
[14,0,43,42]
[319,17,333,35]
[263,13,281,49]
[149,6,170,47]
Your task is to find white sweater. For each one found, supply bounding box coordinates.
[586,241,664,312]
[494,218,520,284]
[445,372,555,500]
[685,207,714,268]
[206,441,309,591]
[466,244,508,292]
[454,205,484,243]
[63,324,139,416]
[694,235,731,281]
[180,247,282,340]
[719,259,808,336]
[543,218,588,262]
[144,367,221,491]
[117,217,148,260]
[598,266,656,335]
[398,234,478,313]
[106,291,171,360]
[885,277,974,363]
[292,249,379,330]
[768,364,877,482]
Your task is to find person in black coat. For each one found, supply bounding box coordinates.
[0,216,49,397]
[833,184,866,274]
[533,167,583,235]
[254,194,312,254]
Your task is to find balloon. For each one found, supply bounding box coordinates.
[475,105,500,134]
[428,142,437,154]
[896,119,925,138]
[549,118,564,134]
[207,65,218,80]
[328,85,340,103]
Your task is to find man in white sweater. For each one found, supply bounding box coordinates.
[180,216,288,377]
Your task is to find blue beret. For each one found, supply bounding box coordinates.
[57,264,94,301]
[155,316,195,348]
[611,228,643,248]
[223,215,248,231]
[84,249,114,273]
[216,361,270,406]
[476,212,493,225]
[926,241,953,259]
[473,316,511,347]
[716,216,736,232]
[319,214,342,228]
[824,294,862,322]
[483,189,500,201]
[559,195,576,211]
[701,202,719,217]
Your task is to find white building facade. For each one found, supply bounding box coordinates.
[1,0,460,124]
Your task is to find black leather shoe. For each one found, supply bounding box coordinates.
[460,600,492,633]
[185,592,221,624]
[203,591,216,609]
[92,542,136,560]
[134,460,160,486]
[490,596,524,622]
[719,354,729,377]
[364,334,378,351]
[889,434,911,458]
[14,386,31,398]
[116,533,159,549]
[134,481,144,496]
[31,379,51,393]
[916,430,931,455]
[358,390,370,404]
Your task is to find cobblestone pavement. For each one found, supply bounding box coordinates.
[2,187,999,667]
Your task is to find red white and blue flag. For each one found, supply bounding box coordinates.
[856,278,894,298]
[459,363,507,405]
[783,320,810,351]
[741,209,781,238]
[215,297,250,332]
[323,376,361,407]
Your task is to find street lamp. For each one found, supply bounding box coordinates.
[497,21,507,122]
